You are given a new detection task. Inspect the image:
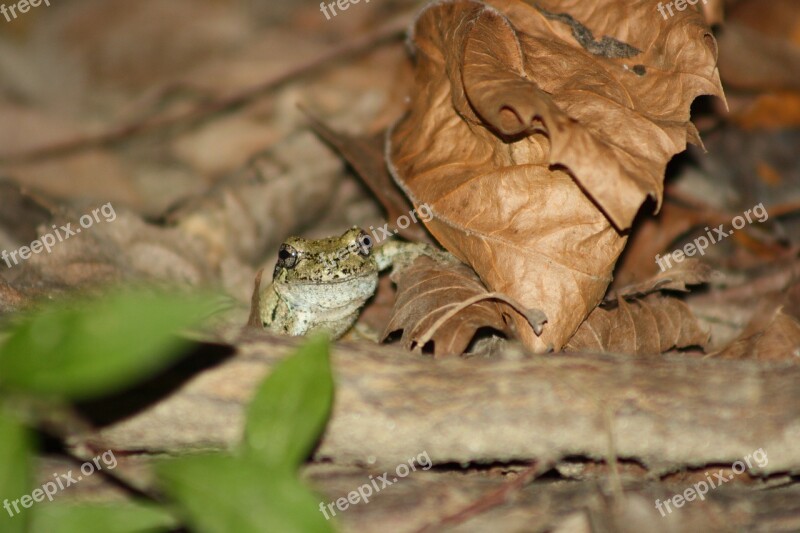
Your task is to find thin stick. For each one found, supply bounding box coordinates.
[414,458,555,533]
[666,187,800,220]
[66,444,165,505]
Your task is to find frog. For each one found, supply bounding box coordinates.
[259,226,446,339]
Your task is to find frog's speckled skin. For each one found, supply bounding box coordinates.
[259,227,447,339]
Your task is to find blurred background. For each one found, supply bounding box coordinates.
[0,0,422,313]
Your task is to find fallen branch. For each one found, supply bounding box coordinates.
[83,332,800,477]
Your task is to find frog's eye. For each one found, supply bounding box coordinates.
[277,244,298,269]
[357,230,372,256]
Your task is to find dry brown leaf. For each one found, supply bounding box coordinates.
[382,255,546,357]
[565,294,709,355]
[710,307,800,362]
[388,0,723,352]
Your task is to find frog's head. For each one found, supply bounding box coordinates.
[272,227,379,309]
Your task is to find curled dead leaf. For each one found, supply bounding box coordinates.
[382,256,546,357]
[388,0,723,352]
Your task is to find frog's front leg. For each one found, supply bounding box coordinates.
[259,282,291,334]
[374,240,455,272]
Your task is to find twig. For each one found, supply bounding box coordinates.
[0,13,413,165]
[66,443,166,506]
[689,257,800,304]
[414,458,555,533]
[665,186,800,220]
[33,406,166,505]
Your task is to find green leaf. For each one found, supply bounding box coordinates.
[0,290,217,399]
[0,408,33,533]
[157,453,335,533]
[242,335,333,472]
[30,502,177,533]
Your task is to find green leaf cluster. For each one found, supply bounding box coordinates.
[157,335,335,533]
[0,289,335,532]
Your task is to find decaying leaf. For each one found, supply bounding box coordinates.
[382,256,546,357]
[710,307,800,362]
[388,0,724,352]
[565,294,709,355]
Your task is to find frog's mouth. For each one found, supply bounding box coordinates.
[283,271,377,286]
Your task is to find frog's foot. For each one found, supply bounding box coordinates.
[340,322,382,343]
